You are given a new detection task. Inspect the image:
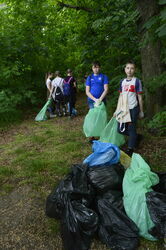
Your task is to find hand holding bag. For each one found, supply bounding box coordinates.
[114,86,131,132]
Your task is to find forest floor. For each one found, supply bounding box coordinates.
[0,92,165,250]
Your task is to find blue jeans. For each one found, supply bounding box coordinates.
[64,91,76,116]
[47,99,56,114]
[87,98,106,109]
[118,106,140,149]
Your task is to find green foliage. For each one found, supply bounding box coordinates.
[156,5,166,38]
[77,83,85,92]
[0,88,38,125]
[145,72,166,93]
[147,110,166,135]
[0,0,165,124]
[0,90,22,123]
[159,0,166,5]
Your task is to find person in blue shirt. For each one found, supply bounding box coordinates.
[85,61,109,143]
[86,61,109,109]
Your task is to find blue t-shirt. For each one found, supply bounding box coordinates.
[86,73,109,100]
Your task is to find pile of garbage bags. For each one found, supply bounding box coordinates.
[45,142,166,250]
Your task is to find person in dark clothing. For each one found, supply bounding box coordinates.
[64,69,77,119]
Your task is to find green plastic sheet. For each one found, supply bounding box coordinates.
[100,117,125,147]
[123,153,159,241]
[83,102,107,137]
[35,98,52,122]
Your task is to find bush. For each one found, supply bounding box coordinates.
[0,89,38,125]
[147,110,166,136]
[77,83,85,92]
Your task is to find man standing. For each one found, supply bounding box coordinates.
[86,61,109,109]
[85,61,109,142]
[115,61,144,156]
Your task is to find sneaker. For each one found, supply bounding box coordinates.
[50,114,56,118]
[57,112,62,117]
[125,148,134,157]
[69,114,74,120]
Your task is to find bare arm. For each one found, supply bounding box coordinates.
[73,81,77,88]
[138,94,144,118]
[137,94,143,112]
[86,86,97,102]
[113,93,121,117]
[49,85,55,98]
[99,84,108,101]
[48,82,52,93]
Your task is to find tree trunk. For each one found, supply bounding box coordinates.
[136,0,164,118]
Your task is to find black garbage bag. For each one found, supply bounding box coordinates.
[87,163,125,193]
[146,191,166,239]
[45,164,95,219]
[97,191,139,250]
[153,172,166,194]
[71,164,95,206]
[61,199,98,250]
[97,190,124,211]
[71,164,89,193]
[45,173,73,219]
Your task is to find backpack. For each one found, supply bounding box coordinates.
[54,86,64,101]
[55,86,63,96]
[63,77,72,96]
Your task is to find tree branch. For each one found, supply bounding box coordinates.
[57,1,92,12]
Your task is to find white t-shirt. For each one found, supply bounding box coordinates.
[46,78,52,90]
[119,77,143,109]
[52,77,64,93]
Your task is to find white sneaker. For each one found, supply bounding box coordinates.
[50,114,56,118]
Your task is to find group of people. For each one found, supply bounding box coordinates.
[46,69,77,119]
[85,61,144,157]
[46,61,144,157]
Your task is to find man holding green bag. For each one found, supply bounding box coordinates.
[85,61,109,142]
[85,61,109,109]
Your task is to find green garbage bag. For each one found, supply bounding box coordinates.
[35,98,52,121]
[100,117,125,147]
[123,153,159,241]
[83,102,107,137]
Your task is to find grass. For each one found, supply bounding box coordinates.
[0,93,165,249]
[0,112,91,194]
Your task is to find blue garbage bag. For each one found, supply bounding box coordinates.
[83,141,120,167]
